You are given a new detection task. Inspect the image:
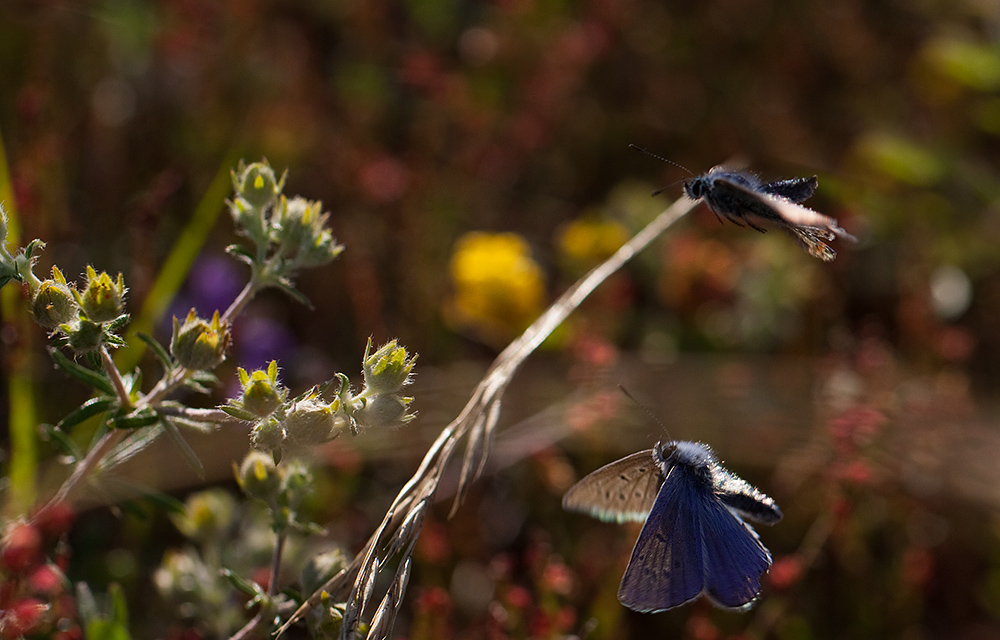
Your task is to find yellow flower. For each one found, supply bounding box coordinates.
[446,232,545,345]
[556,215,629,274]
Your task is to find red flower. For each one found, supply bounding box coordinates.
[767,555,804,591]
[1,524,43,574]
[0,597,47,639]
[32,503,75,541]
[28,565,64,596]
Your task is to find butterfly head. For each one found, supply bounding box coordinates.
[652,440,677,465]
[683,177,709,201]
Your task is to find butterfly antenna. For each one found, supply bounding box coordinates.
[617,384,672,441]
[629,145,694,197]
[628,144,694,176]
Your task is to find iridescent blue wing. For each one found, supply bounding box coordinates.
[617,465,705,612]
[699,494,773,608]
[762,176,818,203]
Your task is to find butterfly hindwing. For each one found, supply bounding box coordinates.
[699,494,773,608]
[617,464,706,612]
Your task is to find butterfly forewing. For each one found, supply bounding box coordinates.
[699,493,772,608]
[618,464,705,612]
[562,449,661,523]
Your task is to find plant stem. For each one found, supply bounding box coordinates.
[223,278,258,324]
[269,531,286,596]
[100,345,133,410]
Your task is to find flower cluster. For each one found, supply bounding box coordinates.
[227,160,344,291]
[20,264,129,355]
[224,339,417,462]
[0,504,79,639]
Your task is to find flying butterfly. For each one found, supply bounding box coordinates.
[631,145,856,261]
[563,440,782,612]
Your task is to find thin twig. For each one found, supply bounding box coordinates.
[269,532,286,597]
[222,279,258,324]
[100,345,133,409]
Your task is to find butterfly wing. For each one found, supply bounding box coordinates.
[762,176,818,203]
[784,225,838,261]
[699,494,773,608]
[710,176,855,260]
[714,467,783,525]
[617,464,706,612]
[562,450,662,523]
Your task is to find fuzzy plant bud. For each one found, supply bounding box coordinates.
[170,489,236,543]
[77,266,126,322]
[30,267,78,329]
[232,159,286,209]
[362,339,417,395]
[272,196,344,268]
[354,393,414,430]
[283,396,338,447]
[250,417,286,458]
[154,548,215,607]
[170,309,230,370]
[236,361,287,418]
[64,318,104,353]
[235,451,282,502]
[278,459,313,510]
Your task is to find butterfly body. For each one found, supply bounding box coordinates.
[563,440,781,612]
[683,166,855,261]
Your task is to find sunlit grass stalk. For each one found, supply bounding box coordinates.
[0,124,41,515]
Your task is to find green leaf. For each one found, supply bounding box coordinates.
[221,568,265,598]
[39,423,82,460]
[100,424,163,470]
[106,313,131,331]
[103,332,126,347]
[161,417,205,478]
[124,369,142,396]
[184,370,218,395]
[136,331,174,373]
[221,404,260,422]
[83,583,132,640]
[56,396,117,431]
[275,280,313,308]
[109,409,160,430]
[226,243,256,263]
[163,414,215,433]
[49,348,116,395]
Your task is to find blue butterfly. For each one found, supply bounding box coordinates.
[563,440,782,612]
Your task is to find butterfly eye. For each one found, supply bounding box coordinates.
[685,179,706,199]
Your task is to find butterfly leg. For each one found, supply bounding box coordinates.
[741,216,768,234]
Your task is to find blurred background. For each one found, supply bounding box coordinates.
[2,0,1000,638]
